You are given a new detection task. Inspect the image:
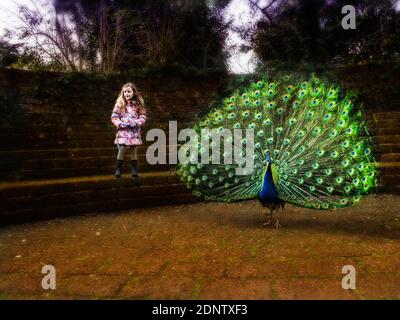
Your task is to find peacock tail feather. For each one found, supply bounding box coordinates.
[176,74,378,210]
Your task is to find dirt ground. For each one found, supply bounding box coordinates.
[0,194,399,300]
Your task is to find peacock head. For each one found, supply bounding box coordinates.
[265,153,272,165]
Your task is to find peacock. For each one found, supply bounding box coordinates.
[176,74,378,228]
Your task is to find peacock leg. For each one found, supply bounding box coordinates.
[274,208,282,229]
[274,216,282,229]
[263,209,273,226]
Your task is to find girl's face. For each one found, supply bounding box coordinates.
[123,86,134,100]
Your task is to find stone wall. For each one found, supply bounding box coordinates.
[0,63,399,127]
[0,69,225,127]
[0,65,399,223]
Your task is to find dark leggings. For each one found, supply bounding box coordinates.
[117,144,137,160]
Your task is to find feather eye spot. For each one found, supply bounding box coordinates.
[331,151,339,158]
[275,127,284,134]
[335,176,343,184]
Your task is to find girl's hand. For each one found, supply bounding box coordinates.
[119,122,131,129]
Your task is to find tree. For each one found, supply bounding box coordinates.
[244,0,400,67]
[5,0,232,74]
[0,38,21,68]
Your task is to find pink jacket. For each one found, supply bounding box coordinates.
[111,100,147,146]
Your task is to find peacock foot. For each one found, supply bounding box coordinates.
[263,215,281,228]
[263,219,273,227]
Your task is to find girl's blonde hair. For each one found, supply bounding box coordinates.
[115,82,146,115]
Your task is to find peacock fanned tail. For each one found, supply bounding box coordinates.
[176,74,379,210]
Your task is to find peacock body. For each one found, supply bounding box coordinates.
[176,74,378,216]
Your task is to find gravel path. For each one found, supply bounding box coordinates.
[0,194,399,299]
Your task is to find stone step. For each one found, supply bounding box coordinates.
[0,123,192,149]
[377,184,400,194]
[0,144,183,159]
[372,111,400,121]
[1,113,188,125]
[372,135,400,145]
[0,171,181,197]
[0,124,115,134]
[0,171,198,225]
[0,131,113,142]
[0,144,182,181]
[0,113,113,125]
[376,153,400,162]
[379,174,400,186]
[0,138,158,150]
[375,143,400,153]
[1,162,174,181]
[369,127,400,136]
[376,162,400,175]
[1,154,171,171]
[0,121,192,135]
[0,183,189,211]
[0,147,129,159]
[371,119,400,128]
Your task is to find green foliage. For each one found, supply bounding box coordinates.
[0,87,23,121]
[246,0,400,67]
[9,0,231,75]
[0,40,20,68]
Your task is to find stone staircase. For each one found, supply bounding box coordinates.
[0,123,178,181]
[0,119,199,225]
[368,111,400,194]
[0,106,399,225]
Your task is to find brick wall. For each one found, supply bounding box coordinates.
[0,69,225,127]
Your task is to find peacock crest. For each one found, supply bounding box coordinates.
[176,74,378,210]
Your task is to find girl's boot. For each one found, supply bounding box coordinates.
[131,160,138,177]
[115,160,123,178]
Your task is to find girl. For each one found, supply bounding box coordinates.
[111,82,147,178]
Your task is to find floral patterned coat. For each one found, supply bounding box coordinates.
[111,100,147,146]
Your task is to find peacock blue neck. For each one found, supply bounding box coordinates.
[258,163,279,203]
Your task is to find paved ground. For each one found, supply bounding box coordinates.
[0,194,399,300]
